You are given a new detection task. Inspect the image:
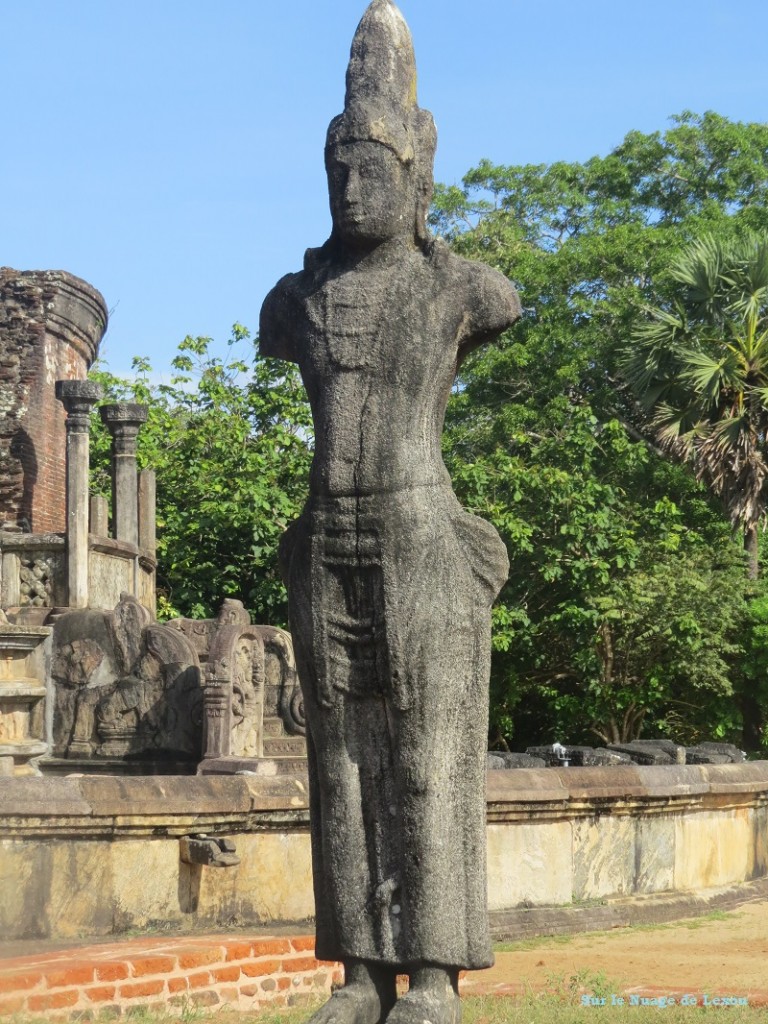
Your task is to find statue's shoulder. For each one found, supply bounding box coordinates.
[260,273,300,362]
[427,239,521,352]
[259,255,322,362]
[430,239,516,305]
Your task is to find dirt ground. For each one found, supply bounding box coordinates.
[462,901,768,1003]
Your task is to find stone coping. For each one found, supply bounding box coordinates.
[488,761,768,820]
[0,532,65,551]
[88,535,139,558]
[1,762,767,839]
[0,623,52,643]
[0,532,155,563]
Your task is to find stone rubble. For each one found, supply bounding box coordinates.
[487,740,746,768]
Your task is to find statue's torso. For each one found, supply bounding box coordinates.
[296,248,460,497]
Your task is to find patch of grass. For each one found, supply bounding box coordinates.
[681,909,742,929]
[8,994,768,1024]
[494,931,580,952]
[621,909,742,934]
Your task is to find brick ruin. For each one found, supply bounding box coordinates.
[0,267,304,777]
[0,268,106,534]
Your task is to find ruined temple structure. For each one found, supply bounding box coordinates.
[0,268,304,776]
[48,595,305,773]
[0,268,155,620]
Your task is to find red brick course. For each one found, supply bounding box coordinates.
[0,934,342,1019]
[130,955,178,977]
[118,980,166,1000]
[95,963,131,983]
[27,989,80,1013]
[241,957,282,977]
[176,948,223,970]
[83,985,117,1003]
[0,972,43,995]
[252,937,292,957]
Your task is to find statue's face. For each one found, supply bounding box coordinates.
[327,141,413,246]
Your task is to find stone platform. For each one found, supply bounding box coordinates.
[2,764,768,944]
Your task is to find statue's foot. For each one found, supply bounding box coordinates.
[385,966,460,1024]
[306,960,396,1024]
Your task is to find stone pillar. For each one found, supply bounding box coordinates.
[138,469,156,555]
[89,494,109,537]
[137,469,157,615]
[99,404,148,547]
[202,672,232,759]
[55,380,103,609]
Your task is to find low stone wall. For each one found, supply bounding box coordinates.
[486,763,768,908]
[1,764,767,941]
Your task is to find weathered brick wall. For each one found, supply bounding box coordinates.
[0,934,343,1019]
[0,269,107,534]
[0,271,45,531]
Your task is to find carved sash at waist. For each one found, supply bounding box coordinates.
[308,482,455,522]
[284,484,507,711]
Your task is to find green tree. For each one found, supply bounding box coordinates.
[90,325,312,623]
[448,404,746,747]
[623,232,768,579]
[434,112,768,749]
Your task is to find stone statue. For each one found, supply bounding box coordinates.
[260,3,520,1022]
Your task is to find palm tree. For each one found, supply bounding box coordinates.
[623,232,768,749]
[624,232,768,580]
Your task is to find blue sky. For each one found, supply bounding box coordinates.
[2,0,767,376]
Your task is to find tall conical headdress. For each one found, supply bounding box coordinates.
[326,0,437,241]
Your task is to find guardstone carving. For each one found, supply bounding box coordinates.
[46,597,304,770]
[188,600,305,768]
[51,594,203,762]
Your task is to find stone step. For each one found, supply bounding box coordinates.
[0,740,47,757]
[263,735,307,757]
[0,623,51,776]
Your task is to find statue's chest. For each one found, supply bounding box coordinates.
[306,273,390,371]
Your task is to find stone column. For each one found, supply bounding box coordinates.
[138,469,156,555]
[99,404,148,547]
[89,494,109,537]
[55,380,103,609]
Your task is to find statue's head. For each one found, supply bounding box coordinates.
[325,0,436,249]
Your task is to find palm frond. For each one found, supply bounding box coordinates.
[677,348,743,408]
[625,230,768,539]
